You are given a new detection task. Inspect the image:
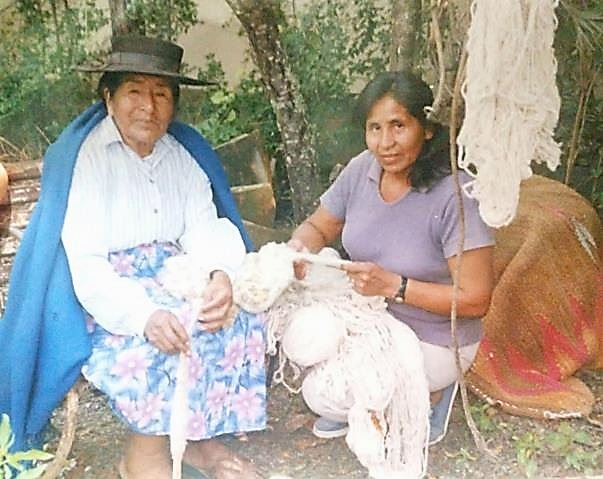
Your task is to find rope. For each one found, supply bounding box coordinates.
[457,0,561,227]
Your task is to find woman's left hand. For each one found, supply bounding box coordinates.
[199,270,233,332]
[343,261,399,298]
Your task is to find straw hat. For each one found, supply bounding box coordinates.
[76,34,215,86]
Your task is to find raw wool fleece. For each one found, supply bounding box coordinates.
[233,243,430,479]
[457,0,561,227]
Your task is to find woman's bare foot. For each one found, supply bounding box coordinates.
[119,433,172,479]
[183,438,263,479]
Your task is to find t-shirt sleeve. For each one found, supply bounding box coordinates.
[439,180,495,258]
[319,156,361,219]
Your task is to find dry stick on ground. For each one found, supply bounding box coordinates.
[40,381,88,479]
[448,47,496,459]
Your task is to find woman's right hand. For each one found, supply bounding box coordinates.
[143,309,190,355]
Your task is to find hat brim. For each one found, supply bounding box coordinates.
[75,63,217,86]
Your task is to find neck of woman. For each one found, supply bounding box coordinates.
[379,171,411,203]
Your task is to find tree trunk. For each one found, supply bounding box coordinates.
[427,0,471,123]
[224,0,322,223]
[389,0,422,71]
[108,0,134,37]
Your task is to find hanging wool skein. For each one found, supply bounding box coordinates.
[456,0,561,227]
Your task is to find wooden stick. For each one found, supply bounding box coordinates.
[294,252,351,269]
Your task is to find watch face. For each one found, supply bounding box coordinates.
[394,296,404,304]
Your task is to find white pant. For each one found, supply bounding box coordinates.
[302,341,480,422]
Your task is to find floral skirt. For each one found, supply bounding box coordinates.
[81,241,267,439]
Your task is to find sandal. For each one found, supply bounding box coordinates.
[182,463,211,479]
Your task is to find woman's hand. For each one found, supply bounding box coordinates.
[199,270,233,332]
[144,309,190,355]
[343,261,399,298]
[287,238,308,280]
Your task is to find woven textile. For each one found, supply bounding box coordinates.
[466,175,602,418]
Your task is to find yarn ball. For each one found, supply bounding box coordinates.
[281,304,346,367]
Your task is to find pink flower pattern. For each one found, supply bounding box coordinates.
[230,387,263,423]
[219,337,245,372]
[82,242,266,439]
[116,396,140,423]
[187,409,206,437]
[135,394,167,429]
[110,348,151,382]
[206,381,229,417]
[246,330,265,365]
[110,252,136,275]
[188,354,204,382]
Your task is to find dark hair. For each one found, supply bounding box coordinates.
[97,71,181,109]
[354,70,451,190]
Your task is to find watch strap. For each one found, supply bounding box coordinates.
[393,275,408,304]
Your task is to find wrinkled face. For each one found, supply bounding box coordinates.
[364,94,432,178]
[105,74,175,157]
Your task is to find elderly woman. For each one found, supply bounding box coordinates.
[0,35,265,479]
[289,70,495,446]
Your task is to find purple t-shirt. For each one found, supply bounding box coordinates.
[321,150,495,347]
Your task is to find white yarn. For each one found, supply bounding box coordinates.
[232,242,296,313]
[281,304,346,367]
[457,0,561,227]
[158,254,217,479]
[233,243,430,479]
[158,254,210,315]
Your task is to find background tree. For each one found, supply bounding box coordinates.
[0,0,601,216]
[108,0,134,36]
[107,0,197,39]
[224,0,322,222]
[389,0,422,71]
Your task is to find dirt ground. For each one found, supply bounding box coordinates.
[44,368,603,479]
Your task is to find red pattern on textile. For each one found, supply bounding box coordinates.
[465,176,602,418]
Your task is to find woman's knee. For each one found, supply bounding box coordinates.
[421,341,479,392]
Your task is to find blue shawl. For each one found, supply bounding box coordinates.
[0,102,252,452]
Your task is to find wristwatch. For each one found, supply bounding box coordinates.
[393,275,408,304]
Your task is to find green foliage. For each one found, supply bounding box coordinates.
[544,422,601,473]
[184,0,391,185]
[554,0,603,210]
[512,421,602,477]
[0,414,53,479]
[1,0,601,216]
[0,1,106,157]
[469,402,496,432]
[513,431,541,477]
[283,0,389,175]
[125,0,198,39]
[180,55,278,153]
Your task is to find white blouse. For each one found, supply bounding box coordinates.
[62,116,246,337]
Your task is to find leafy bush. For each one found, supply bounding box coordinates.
[0,414,53,479]
[124,0,198,39]
[0,1,105,158]
[0,0,600,214]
